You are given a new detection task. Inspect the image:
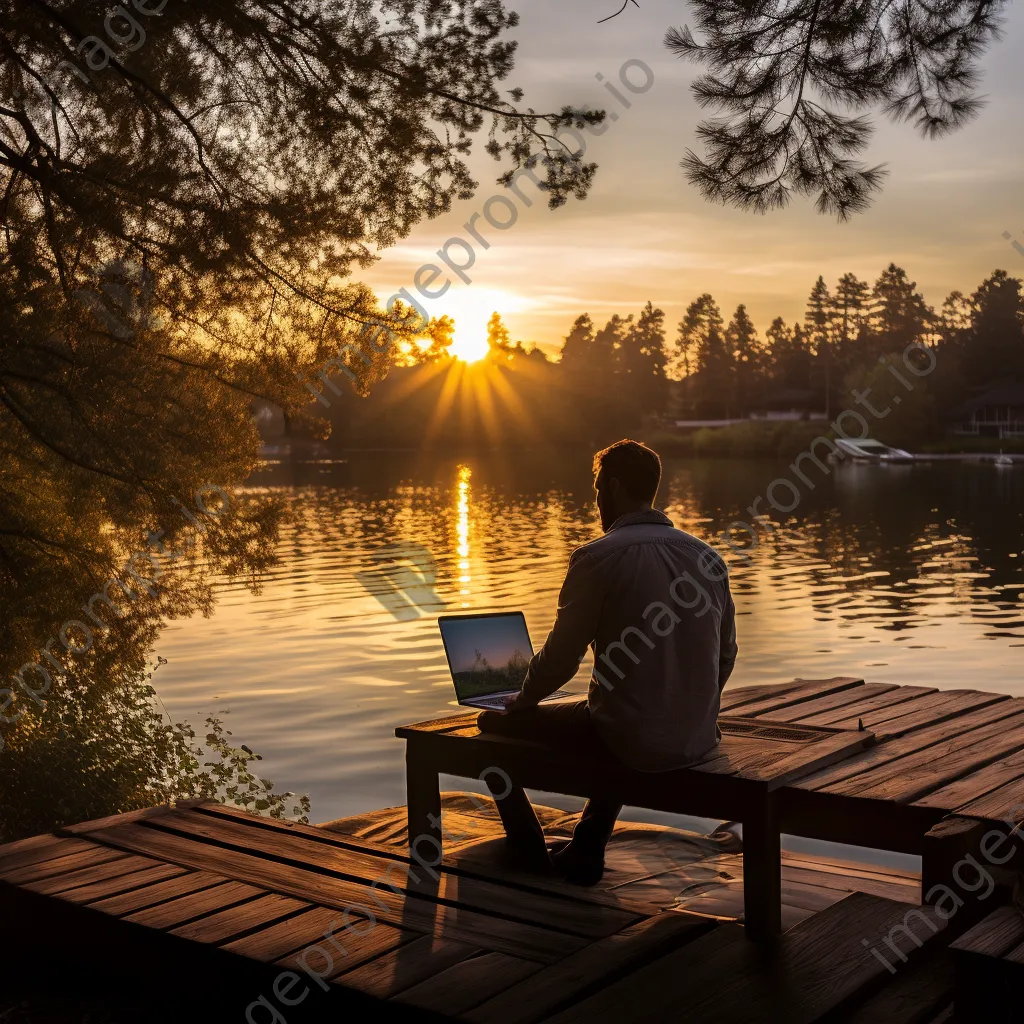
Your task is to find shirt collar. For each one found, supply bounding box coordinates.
[607,509,673,533]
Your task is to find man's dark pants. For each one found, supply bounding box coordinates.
[477,699,622,864]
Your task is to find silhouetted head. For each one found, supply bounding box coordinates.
[592,439,662,532]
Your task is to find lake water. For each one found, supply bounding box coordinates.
[154,452,1024,829]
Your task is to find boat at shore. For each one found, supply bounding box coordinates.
[834,437,914,463]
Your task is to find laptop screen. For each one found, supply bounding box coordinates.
[439,612,534,702]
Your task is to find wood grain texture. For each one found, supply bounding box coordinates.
[17,854,166,897]
[760,682,897,723]
[719,680,816,713]
[0,834,95,870]
[949,906,1024,958]
[838,952,953,1024]
[823,712,1024,802]
[86,820,584,963]
[797,686,937,728]
[722,677,865,719]
[199,801,651,918]
[954,775,1024,824]
[0,845,128,885]
[394,950,541,1017]
[277,920,417,980]
[121,880,264,929]
[464,912,712,1024]
[796,700,1024,793]
[858,690,1011,741]
[169,892,309,944]
[545,893,946,1024]
[221,906,346,963]
[336,934,481,999]
[24,862,185,902]
[153,809,637,939]
[85,870,230,915]
[913,745,1024,813]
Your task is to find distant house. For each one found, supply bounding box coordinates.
[950,383,1024,439]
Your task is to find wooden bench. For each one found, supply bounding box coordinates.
[395,712,875,941]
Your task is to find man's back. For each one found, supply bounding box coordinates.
[523,509,737,771]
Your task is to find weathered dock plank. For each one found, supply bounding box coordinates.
[795,699,1024,793]
[83,820,587,962]
[152,808,637,939]
[797,685,937,729]
[337,935,482,998]
[23,861,185,902]
[759,682,899,723]
[122,880,265,929]
[543,893,946,1024]
[913,746,1024,813]
[396,951,542,1017]
[724,677,865,718]
[85,870,231,916]
[464,912,712,1024]
[820,710,1024,802]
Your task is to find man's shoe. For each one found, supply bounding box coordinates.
[549,841,605,887]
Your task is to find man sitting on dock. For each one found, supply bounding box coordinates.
[479,439,738,885]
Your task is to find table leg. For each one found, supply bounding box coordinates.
[743,796,782,942]
[406,746,442,873]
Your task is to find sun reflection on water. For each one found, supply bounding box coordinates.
[456,465,471,605]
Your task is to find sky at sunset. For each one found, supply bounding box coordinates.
[361,0,1024,360]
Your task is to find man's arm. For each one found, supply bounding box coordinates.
[718,584,738,691]
[509,550,601,710]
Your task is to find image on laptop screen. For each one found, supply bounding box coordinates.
[439,613,533,701]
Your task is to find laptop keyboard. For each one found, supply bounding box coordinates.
[473,689,572,710]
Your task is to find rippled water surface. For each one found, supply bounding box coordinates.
[155,453,1024,824]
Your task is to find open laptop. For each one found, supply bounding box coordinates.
[438,611,572,711]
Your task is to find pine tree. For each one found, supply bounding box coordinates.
[866,264,934,359]
[595,314,631,380]
[559,314,596,374]
[963,271,1024,386]
[620,302,669,413]
[806,276,834,415]
[726,304,763,415]
[833,273,871,373]
[767,318,813,393]
[674,295,724,379]
[665,1,1003,217]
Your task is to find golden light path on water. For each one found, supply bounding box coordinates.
[152,455,1024,836]
[457,465,471,606]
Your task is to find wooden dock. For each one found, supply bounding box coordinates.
[2,677,1023,1022]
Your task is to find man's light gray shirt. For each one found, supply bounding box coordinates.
[520,510,738,772]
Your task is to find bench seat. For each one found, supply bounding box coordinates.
[396,712,875,940]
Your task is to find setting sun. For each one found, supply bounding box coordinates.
[449,328,490,363]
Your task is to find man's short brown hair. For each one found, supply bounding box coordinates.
[593,439,662,503]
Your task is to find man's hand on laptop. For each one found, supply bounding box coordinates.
[500,691,533,713]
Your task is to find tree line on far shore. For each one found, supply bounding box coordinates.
[324,264,1023,447]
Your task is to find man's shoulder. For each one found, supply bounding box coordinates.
[571,524,728,576]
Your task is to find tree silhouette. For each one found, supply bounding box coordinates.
[674,293,723,381]
[833,272,872,375]
[806,276,834,415]
[486,311,515,362]
[666,1,1006,217]
[726,304,764,414]
[560,313,596,375]
[867,264,935,358]
[619,301,668,412]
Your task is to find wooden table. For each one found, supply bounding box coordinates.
[396,705,875,940]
